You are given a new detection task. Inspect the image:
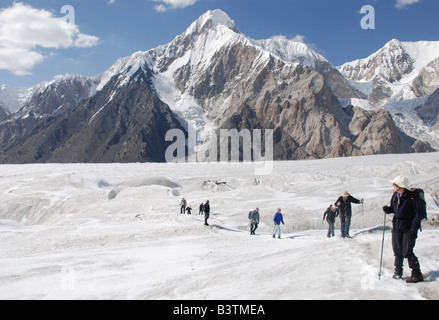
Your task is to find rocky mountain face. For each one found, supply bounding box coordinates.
[17,76,98,117]
[0,10,434,164]
[338,39,439,148]
[0,69,185,163]
[416,87,439,132]
[412,57,439,97]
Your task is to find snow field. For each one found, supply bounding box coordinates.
[0,153,438,300]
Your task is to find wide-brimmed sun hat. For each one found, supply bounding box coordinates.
[391,176,410,189]
[340,190,350,197]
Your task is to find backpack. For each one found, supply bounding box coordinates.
[411,188,428,231]
[248,211,253,219]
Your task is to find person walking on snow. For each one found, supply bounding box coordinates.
[273,208,285,239]
[335,191,363,238]
[180,198,187,214]
[249,208,260,235]
[383,176,424,283]
[323,204,339,238]
[204,200,210,226]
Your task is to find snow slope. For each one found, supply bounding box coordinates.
[0,153,438,300]
[0,85,38,114]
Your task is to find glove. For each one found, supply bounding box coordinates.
[383,205,392,214]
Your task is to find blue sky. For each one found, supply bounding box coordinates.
[1,0,438,87]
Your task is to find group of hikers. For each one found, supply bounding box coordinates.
[322,176,425,283]
[322,190,364,239]
[248,207,285,238]
[247,192,361,241]
[179,176,426,283]
[180,198,210,226]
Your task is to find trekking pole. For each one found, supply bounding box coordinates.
[379,213,387,281]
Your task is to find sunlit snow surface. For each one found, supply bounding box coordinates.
[0,153,438,300]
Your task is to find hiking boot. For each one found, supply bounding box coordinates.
[406,271,424,284]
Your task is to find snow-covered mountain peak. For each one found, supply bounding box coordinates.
[339,39,439,84]
[386,38,402,48]
[337,38,414,84]
[186,9,238,35]
[94,51,153,92]
[253,36,328,68]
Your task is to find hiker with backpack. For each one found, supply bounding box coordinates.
[335,191,364,238]
[323,204,339,238]
[383,176,425,283]
[249,208,260,235]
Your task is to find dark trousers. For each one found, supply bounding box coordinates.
[327,221,335,238]
[204,212,210,225]
[392,229,421,275]
[180,206,186,214]
[340,214,351,238]
[250,223,258,235]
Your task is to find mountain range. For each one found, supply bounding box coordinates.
[0,9,438,163]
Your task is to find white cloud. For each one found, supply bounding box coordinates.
[0,2,100,76]
[152,0,199,13]
[395,0,421,9]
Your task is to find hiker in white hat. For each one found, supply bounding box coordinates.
[383,176,424,283]
[335,190,364,238]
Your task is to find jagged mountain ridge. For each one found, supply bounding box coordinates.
[338,39,439,106]
[0,68,185,163]
[0,10,434,163]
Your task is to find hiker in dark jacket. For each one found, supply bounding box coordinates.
[335,191,363,238]
[249,208,260,235]
[383,176,424,283]
[323,205,339,238]
[204,200,210,226]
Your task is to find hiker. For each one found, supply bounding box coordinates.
[323,204,339,238]
[204,200,210,226]
[186,206,192,215]
[335,191,364,238]
[199,203,204,215]
[383,176,424,283]
[249,208,260,235]
[180,198,187,214]
[273,208,285,239]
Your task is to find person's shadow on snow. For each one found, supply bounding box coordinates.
[423,270,439,282]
